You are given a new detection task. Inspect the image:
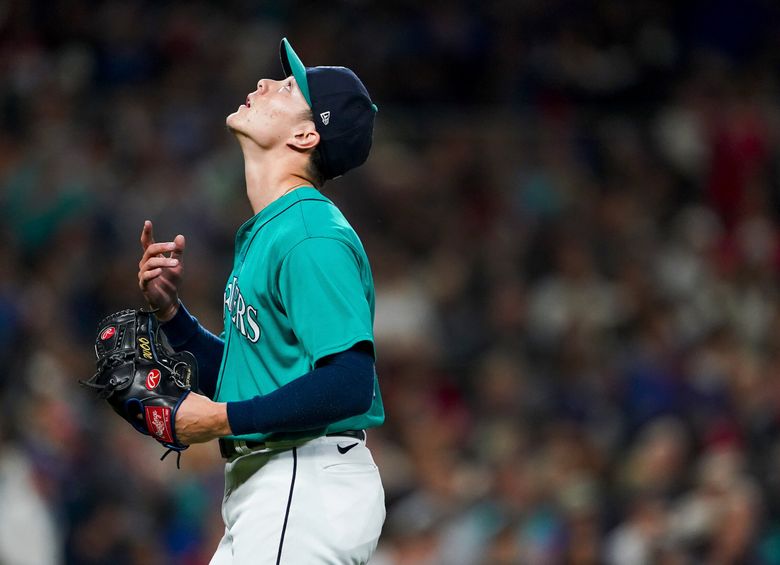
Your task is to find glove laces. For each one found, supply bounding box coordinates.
[160,447,184,469]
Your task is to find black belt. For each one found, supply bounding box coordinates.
[218,429,366,459]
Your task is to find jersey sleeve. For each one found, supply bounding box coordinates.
[279,238,374,363]
[278,237,374,363]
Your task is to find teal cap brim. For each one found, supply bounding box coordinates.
[280,38,312,107]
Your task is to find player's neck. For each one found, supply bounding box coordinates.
[241,147,313,214]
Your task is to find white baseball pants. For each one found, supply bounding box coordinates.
[209,434,385,564]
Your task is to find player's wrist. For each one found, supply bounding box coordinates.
[214,402,232,437]
[155,300,180,322]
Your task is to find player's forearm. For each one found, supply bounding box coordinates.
[161,301,224,398]
[226,348,375,436]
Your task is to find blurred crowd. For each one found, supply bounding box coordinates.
[2,0,780,563]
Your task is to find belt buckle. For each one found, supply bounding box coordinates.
[234,440,253,456]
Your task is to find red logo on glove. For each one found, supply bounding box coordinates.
[145,368,161,390]
[144,406,173,443]
[100,327,116,340]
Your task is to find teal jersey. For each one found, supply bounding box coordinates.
[215,187,384,441]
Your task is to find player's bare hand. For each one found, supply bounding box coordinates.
[138,220,185,321]
[175,392,232,444]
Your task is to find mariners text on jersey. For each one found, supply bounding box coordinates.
[224,276,261,343]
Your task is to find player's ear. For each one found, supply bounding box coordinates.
[288,121,319,151]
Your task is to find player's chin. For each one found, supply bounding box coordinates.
[226,111,241,130]
[227,106,254,131]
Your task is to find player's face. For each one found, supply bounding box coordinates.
[226,76,312,148]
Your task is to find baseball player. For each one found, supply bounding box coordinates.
[137,38,385,563]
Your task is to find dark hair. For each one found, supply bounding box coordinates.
[306,145,327,188]
[301,110,327,188]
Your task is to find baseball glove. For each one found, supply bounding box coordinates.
[82,309,199,463]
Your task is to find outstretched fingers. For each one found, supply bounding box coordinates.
[140,221,184,259]
[141,220,155,250]
[137,222,185,318]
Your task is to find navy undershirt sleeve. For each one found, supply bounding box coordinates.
[225,347,375,436]
[160,301,224,400]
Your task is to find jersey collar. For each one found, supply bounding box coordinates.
[237,187,330,236]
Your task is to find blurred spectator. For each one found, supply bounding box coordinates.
[0,442,60,565]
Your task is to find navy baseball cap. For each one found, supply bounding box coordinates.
[280,38,377,180]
